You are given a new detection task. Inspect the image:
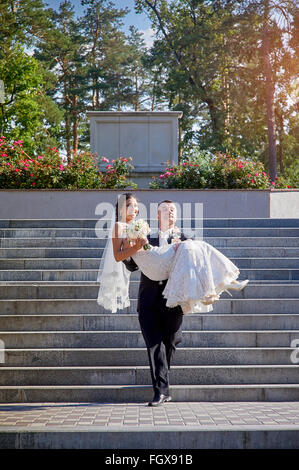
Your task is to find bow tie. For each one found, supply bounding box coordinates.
[158,227,181,240]
[159,228,173,236]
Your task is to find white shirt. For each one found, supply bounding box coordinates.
[158,227,176,247]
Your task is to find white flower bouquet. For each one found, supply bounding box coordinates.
[126,218,151,250]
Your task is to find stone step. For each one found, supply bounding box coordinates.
[0,314,298,331]
[1,347,297,367]
[0,259,99,270]
[1,257,299,270]
[2,279,298,285]
[0,330,298,348]
[0,365,299,386]
[0,217,299,228]
[0,246,298,259]
[0,298,298,314]
[1,236,298,248]
[1,227,299,239]
[0,219,98,229]
[0,270,100,282]
[206,237,299,248]
[1,384,299,404]
[0,238,106,248]
[236,258,299,268]
[0,284,298,300]
[0,268,298,282]
[1,255,298,271]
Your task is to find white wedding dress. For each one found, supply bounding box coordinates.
[124,224,241,315]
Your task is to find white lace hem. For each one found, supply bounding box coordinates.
[97,271,130,313]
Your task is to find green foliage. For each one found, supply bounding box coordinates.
[149,151,297,189]
[0,43,62,153]
[0,136,137,189]
[0,0,53,53]
[0,0,298,182]
[98,156,138,189]
[137,0,299,177]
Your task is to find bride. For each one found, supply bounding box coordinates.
[97,193,249,315]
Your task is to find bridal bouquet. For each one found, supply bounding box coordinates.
[126,219,151,250]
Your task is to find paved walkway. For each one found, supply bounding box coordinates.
[1,402,299,429]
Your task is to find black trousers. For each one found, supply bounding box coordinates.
[138,281,183,396]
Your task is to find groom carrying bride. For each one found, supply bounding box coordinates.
[122,200,192,407]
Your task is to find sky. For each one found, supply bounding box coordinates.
[44,0,155,47]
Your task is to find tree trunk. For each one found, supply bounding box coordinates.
[178,122,182,163]
[135,70,139,111]
[92,77,96,109]
[72,95,78,153]
[178,94,183,163]
[262,0,277,182]
[206,97,223,147]
[117,81,121,111]
[73,119,78,153]
[276,110,284,174]
[65,110,71,162]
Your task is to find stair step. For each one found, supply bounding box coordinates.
[0,217,298,228]
[0,365,299,386]
[0,216,297,404]
[0,268,298,282]
[1,257,299,269]
[0,284,298,300]
[1,227,299,239]
[0,313,299,330]
[1,347,297,367]
[1,236,298,248]
[1,384,299,403]
[0,246,298,259]
[1,256,298,271]
[0,330,298,348]
[0,298,298,314]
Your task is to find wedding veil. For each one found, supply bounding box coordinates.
[96,203,131,313]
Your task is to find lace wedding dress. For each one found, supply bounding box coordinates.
[126,224,241,315]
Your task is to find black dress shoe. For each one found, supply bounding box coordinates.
[148,394,172,407]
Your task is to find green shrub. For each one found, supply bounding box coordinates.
[0,136,137,189]
[149,151,296,189]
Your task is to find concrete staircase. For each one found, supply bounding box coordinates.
[0,218,299,403]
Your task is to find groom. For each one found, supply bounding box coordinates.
[122,200,192,407]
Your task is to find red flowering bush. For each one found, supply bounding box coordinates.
[0,136,137,189]
[149,151,295,189]
[211,153,270,189]
[98,156,137,189]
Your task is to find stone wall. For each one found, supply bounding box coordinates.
[86,111,182,187]
[0,189,298,219]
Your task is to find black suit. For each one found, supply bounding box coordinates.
[123,229,191,397]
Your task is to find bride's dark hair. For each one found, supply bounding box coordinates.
[115,193,139,222]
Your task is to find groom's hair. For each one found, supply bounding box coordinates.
[157,199,174,209]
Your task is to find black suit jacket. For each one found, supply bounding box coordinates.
[122,228,194,314]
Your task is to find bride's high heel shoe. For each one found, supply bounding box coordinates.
[223,279,249,297]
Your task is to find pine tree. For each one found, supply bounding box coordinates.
[34,1,88,158]
[79,0,130,111]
